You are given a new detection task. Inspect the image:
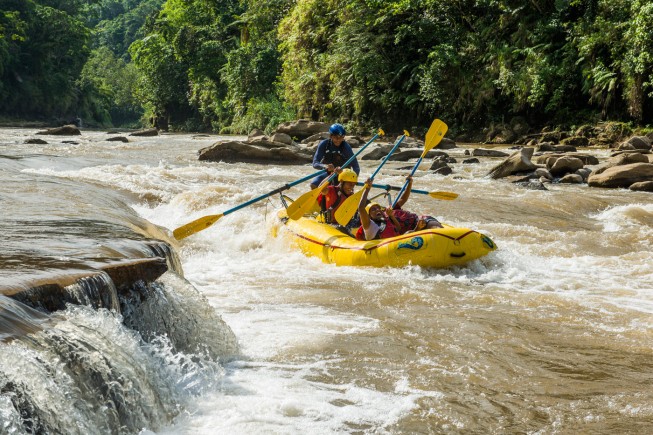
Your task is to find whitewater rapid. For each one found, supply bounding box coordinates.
[2,127,653,433]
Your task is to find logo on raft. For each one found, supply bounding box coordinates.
[398,237,424,251]
[481,234,495,250]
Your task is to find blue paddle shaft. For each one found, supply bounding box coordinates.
[392,155,423,207]
[356,182,429,196]
[223,170,325,216]
[370,135,406,179]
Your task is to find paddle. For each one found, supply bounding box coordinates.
[355,182,458,201]
[392,119,448,207]
[333,131,410,226]
[173,170,325,240]
[286,129,384,220]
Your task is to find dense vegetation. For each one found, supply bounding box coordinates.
[1,0,653,134]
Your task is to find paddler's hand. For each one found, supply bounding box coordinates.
[364,177,374,189]
[325,163,335,173]
[334,166,342,174]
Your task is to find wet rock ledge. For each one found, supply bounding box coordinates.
[0,167,185,341]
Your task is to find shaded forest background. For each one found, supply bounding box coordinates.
[2,0,653,136]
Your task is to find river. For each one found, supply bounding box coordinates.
[1,127,652,434]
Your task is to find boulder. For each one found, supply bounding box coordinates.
[533,153,599,166]
[275,120,329,140]
[437,138,457,149]
[36,125,80,136]
[198,140,312,164]
[129,128,158,137]
[462,158,480,164]
[559,173,584,184]
[535,168,553,180]
[487,148,537,179]
[107,136,129,143]
[361,144,395,160]
[560,136,589,147]
[617,135,651,151]
[25,138,48,144]
[515,180,548,190]
[248,128,265,140]
[473,148,510,157]
[399,136,424,148]
[537,142,577,153]
[592,152,649,175]
[588,163,653,188]
[247,137,294,148]
[540,131,563,143]
[300,132,329,144]
[549,156,584,177]
[345,135,363,147]
[575,168,592,181]
[431,154,457,165]
[430,160,453,175]
[270,132,293,145]
[630,181,653,192]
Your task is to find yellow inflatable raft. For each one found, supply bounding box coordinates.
[276,209,497,268]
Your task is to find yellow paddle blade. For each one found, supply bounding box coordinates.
[333,188,365,226]
[173,213,224,240]
[286,185,325,220]
[423,119,448,157]
[428,191,458,200]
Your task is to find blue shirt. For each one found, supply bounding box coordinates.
[312,139,360,174]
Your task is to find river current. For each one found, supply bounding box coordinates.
[1,127,652,433]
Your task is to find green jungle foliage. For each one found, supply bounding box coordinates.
[1,0,653,132]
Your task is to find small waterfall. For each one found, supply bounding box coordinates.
[0,272,239,433]
[120,272,238,360]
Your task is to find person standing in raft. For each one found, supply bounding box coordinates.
[392,175,443,233]
[309,123,360,189]
[317,168,360,228]
[355,178,402,240]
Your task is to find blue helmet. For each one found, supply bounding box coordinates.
[329,123,346,136]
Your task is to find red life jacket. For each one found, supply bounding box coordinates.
[317,185,349,224]
[355,216,399,240]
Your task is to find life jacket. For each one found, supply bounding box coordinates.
[355,216,399,240]
[320,139,347,167]
[392,208,419,234]
[318,185,350,224]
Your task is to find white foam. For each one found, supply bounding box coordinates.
[156,361,428,435]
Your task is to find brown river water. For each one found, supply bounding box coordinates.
[1,127,652,433]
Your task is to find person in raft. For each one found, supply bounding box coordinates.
[317,168,359,227]
[355,178,402,240]
[309,123,360,189]
[392,175,443,233]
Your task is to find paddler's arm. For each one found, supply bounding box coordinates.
[358,178,373,229]
[394,175,412,209]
